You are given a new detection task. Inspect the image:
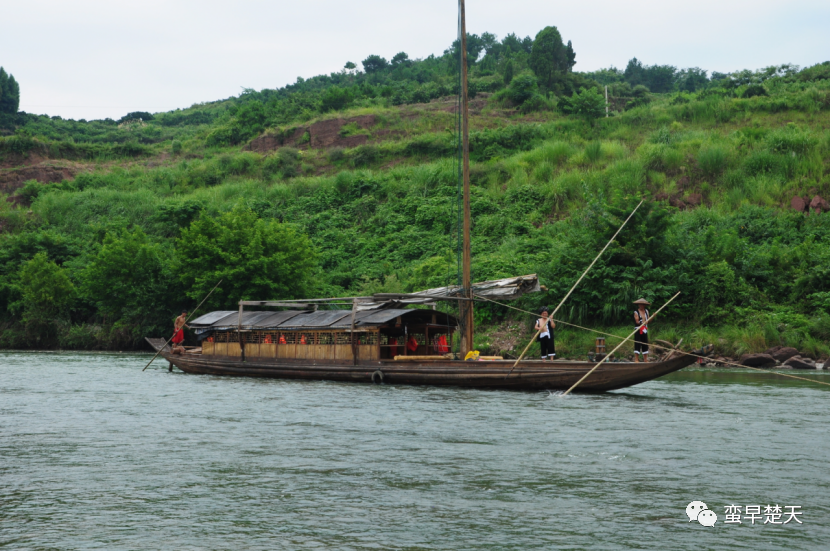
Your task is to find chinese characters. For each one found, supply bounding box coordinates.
[723,505,802,525]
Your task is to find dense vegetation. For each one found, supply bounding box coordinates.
[0,67,21,116]
[1,30,830,359]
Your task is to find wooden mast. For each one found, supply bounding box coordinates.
[459,0,474,356]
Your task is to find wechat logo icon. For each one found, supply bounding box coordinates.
[686,501,717,527]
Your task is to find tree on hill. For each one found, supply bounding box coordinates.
[16,252,75,343]
[502,33,534,55]
[480,32,500,58]
[566,40,576,71]
[119,111,154,123]
[445,33,487,72]
[623,58,644,85]
[624,58,677,93]
[508,73,538,105]
[362,55,389,73]
[583,67,624,85]
[0,67,21,114]
[644,64,677,93]
[503,59,514,85]
[81,228,174,342]
[560,86,605,125]
[176,206,319,309]
[529,26,571,92]
[675,67,709,92]
[321,85,353,112]
[391,52,412,68]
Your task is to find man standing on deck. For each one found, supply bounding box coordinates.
[633,299,650,362]
[172,310,189,350]
[535,306,556,360]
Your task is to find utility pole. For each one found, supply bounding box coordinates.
[605,85,609,118]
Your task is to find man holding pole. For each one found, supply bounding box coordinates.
[172,310,189,353]
[535,306,556,360]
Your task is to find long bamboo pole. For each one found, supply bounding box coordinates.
[561,291,680,396]
[509,200,644,372]
[142,279,223,371]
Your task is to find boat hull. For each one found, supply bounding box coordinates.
[146,338,697,392]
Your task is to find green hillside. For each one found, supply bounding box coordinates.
[1,32,830,360]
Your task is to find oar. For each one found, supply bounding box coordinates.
[142,279,223,372]
[508,200,644,375]
[561,291,680,396]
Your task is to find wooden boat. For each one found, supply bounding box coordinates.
[146,336,699,392]
[145,0,703,391]
[145,296,702,392]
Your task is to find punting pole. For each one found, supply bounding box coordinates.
[561,291,681,396]
[508,200,644,373]
[142,279,223,371]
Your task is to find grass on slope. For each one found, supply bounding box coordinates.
[1,81,830,355]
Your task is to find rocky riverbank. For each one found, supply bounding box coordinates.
[705,346,828,370]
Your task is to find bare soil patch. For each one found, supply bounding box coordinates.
[0,161,82,195]
[247,114,379,153]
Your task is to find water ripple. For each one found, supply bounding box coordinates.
[1,352,828,550]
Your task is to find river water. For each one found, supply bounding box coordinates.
[1,352,828,550]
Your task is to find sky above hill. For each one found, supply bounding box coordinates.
[3,0,828,120]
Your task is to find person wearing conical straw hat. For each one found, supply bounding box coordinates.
[633,298,651,362]
[535,306,556,360]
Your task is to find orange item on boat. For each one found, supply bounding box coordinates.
[407,336,418,352]
[437,335,449,354]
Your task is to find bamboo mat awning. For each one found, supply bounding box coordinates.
[189,311,237,325]
[190,308,457,331]
[190,310,303,330]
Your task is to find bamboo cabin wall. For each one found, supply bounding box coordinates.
[199,323,453,361]
[201,330,379,361]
